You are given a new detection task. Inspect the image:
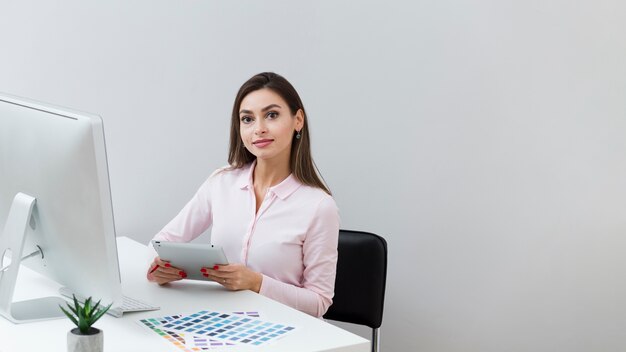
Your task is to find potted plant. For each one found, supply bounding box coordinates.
[60,295,112,352]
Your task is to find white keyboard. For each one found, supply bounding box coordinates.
[59,287,160,318]
[108,295,160,317]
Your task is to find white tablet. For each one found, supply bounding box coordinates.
[152,240,229,281]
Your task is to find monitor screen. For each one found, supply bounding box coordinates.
[0,93,123,322]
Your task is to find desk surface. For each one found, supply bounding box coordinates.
[0,237,368,352]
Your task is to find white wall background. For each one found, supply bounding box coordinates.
[2,0,626,350]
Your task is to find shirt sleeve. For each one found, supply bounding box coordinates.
[259,196,340,318]
[151,173,216,244]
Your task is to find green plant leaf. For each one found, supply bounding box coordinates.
[67,304,78,316]
[72,295,80,313]
[89,299,102,319]
[89,302,112,325]
[59,305,78,327]
[75,302,83,319]
[63,295,111,333]
[78,319,89,334]
[84,297,92,317]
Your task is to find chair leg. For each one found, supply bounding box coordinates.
[372,327,380,352]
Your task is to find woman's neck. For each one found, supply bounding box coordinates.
[253,158,291,190]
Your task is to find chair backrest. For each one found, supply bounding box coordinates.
[324,229,388,329]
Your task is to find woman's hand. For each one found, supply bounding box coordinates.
[147,256,187,285]
[201,264,263,292]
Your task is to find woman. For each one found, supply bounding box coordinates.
[147,72,340,318]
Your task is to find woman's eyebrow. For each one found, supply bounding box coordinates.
[261,104,282,112]
[239,104,282,115]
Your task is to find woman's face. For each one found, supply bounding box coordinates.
[239,88,303,164]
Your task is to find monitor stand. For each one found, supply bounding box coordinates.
[0,192,66,324]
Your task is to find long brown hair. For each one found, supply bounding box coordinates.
[228,72,331,195]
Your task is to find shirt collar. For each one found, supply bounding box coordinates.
[236,160,301,200]
[236,161,254,190]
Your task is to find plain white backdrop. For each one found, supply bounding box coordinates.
[2,1,626,350]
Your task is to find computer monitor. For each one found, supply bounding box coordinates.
[0,93,123,323]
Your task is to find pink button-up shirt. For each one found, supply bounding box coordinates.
[152,162,340,317]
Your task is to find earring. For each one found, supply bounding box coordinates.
[296,130,301,139]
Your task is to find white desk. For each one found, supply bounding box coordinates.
[0,237,368,352]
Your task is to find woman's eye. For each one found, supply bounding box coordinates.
[267,112,279,119]
[241,116,253,124]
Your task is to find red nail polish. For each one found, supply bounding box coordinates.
[200,268,206,273]
[164,263,171,268]
[213,265,219,270]
[202,273,208,277]
[179,271,185,276]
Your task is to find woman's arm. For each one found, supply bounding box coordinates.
[153,174,216,243]
[259,197,340,317]
[147,173,218,283]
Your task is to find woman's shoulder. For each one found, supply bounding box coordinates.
[200,164,251,188]
[209,164,250,179]
[296,183,338,209]
[293,184,339,227]
[208,165,233,178]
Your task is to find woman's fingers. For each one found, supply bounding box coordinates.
[200,265,230,281]
[152,269,186,285]
[200,264,256,290]
[154,268,184,278]
[148,256,187,283]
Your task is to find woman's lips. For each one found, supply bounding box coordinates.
[252,139,273,148]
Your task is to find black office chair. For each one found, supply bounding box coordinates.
[324,229,388,352]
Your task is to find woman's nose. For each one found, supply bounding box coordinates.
[255,120,267,134]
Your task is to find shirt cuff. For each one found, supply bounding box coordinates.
[258,274,274,297]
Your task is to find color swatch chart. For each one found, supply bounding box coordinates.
[164,310,296,345]
[139,310,296,351]
[140,313,232,351]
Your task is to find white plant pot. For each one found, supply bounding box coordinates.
[67,328,103,352]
